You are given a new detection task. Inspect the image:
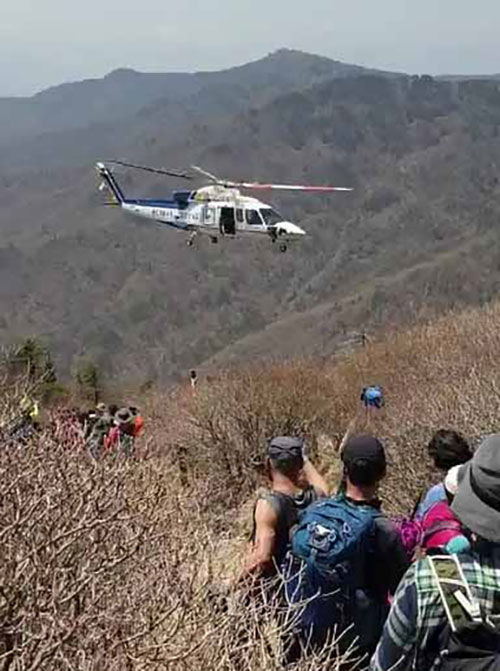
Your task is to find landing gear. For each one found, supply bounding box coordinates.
[210,236,218,244]
[186,232,197,247]
[279,243,288,253]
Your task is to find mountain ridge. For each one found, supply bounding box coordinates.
[1,52,500,382]
[0,49,395,149]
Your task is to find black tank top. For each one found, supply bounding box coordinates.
[251,486,318,569]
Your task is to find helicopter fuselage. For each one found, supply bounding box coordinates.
[97,162,306,251]
[122,193,306,242]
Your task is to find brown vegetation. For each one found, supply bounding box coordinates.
[1,300,500,669]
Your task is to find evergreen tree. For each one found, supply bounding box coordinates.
[74,359,101,405]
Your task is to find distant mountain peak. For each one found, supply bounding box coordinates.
[104,68,140,80]
[263,47,340,63]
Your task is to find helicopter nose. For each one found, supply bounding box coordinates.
[277,222,306,237]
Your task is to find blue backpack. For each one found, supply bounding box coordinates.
[284,496,379,630]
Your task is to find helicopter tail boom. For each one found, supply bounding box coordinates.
[96,162,125,204]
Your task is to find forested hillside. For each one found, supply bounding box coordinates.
[1,50,500,382]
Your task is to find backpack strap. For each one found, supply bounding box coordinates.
[428,555,482,632]
[410,487,426,520]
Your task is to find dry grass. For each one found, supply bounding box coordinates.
[1,300,500,669]
[161,301,500,515]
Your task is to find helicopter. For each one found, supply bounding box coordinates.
[96,160,352,252]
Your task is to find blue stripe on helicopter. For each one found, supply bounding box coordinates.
[124,198,179,207]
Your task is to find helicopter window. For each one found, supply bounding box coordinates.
[236,209,244,223]
[245,209,263,226]
[260,208,282,226]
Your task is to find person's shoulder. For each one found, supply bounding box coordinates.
[422,483,445,506]
[373,513,408,551]
[373,512,398,534]
[254,496,279,527]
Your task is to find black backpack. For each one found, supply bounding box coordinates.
[430,555,500,671]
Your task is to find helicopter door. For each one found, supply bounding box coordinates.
[219,207,236,236]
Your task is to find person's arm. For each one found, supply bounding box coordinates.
[338,417,357,453]
[370,567,418,671]
[376,517,411,595]
[302,457,329,496]
[238,499,278,582]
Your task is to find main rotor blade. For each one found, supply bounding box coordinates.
[191,165,221,183]
[230,182,353,192]
[108,159,192,180]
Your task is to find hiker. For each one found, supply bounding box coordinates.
[237,437,328,665]
[109,407,137,458]
[416,430,473,519]
[371,434,500,671]
[83,402,107,440]
[86,403,114,459]
[420,464,470,554]
[6,395,40,442]
[360,385,384,409]
[20,394,39,423]
[190,370,198,393]
[286,434,409,659]
[129,406,144,439]
[241,436,329,580]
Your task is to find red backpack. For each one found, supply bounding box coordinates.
[421,501,462,549]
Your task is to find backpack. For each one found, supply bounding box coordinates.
[392,516,424,558]
[390,487,436,560]
[283,496,378,631]
[421,501,462,550]
[429,555,500,671]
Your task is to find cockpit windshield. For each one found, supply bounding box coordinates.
[260,208,282,226]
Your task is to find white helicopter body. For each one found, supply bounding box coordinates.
[96,161,351,252]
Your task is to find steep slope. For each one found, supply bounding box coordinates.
[1,65,500,382]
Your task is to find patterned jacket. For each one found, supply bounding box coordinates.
[370,545,500,671]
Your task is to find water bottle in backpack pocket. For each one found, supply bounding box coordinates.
[282,497,379,633]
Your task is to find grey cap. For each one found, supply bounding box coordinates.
[451,434,500,542]
[267,436,304,460]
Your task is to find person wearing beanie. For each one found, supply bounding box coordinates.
[371,434,500,671]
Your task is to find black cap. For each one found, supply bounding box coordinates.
[267,436,304,460]
[342,434,386,468]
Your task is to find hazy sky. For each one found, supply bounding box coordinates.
[2,0,499,96]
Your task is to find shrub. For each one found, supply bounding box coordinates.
[154,301,500,515]
[3,300,500,669]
